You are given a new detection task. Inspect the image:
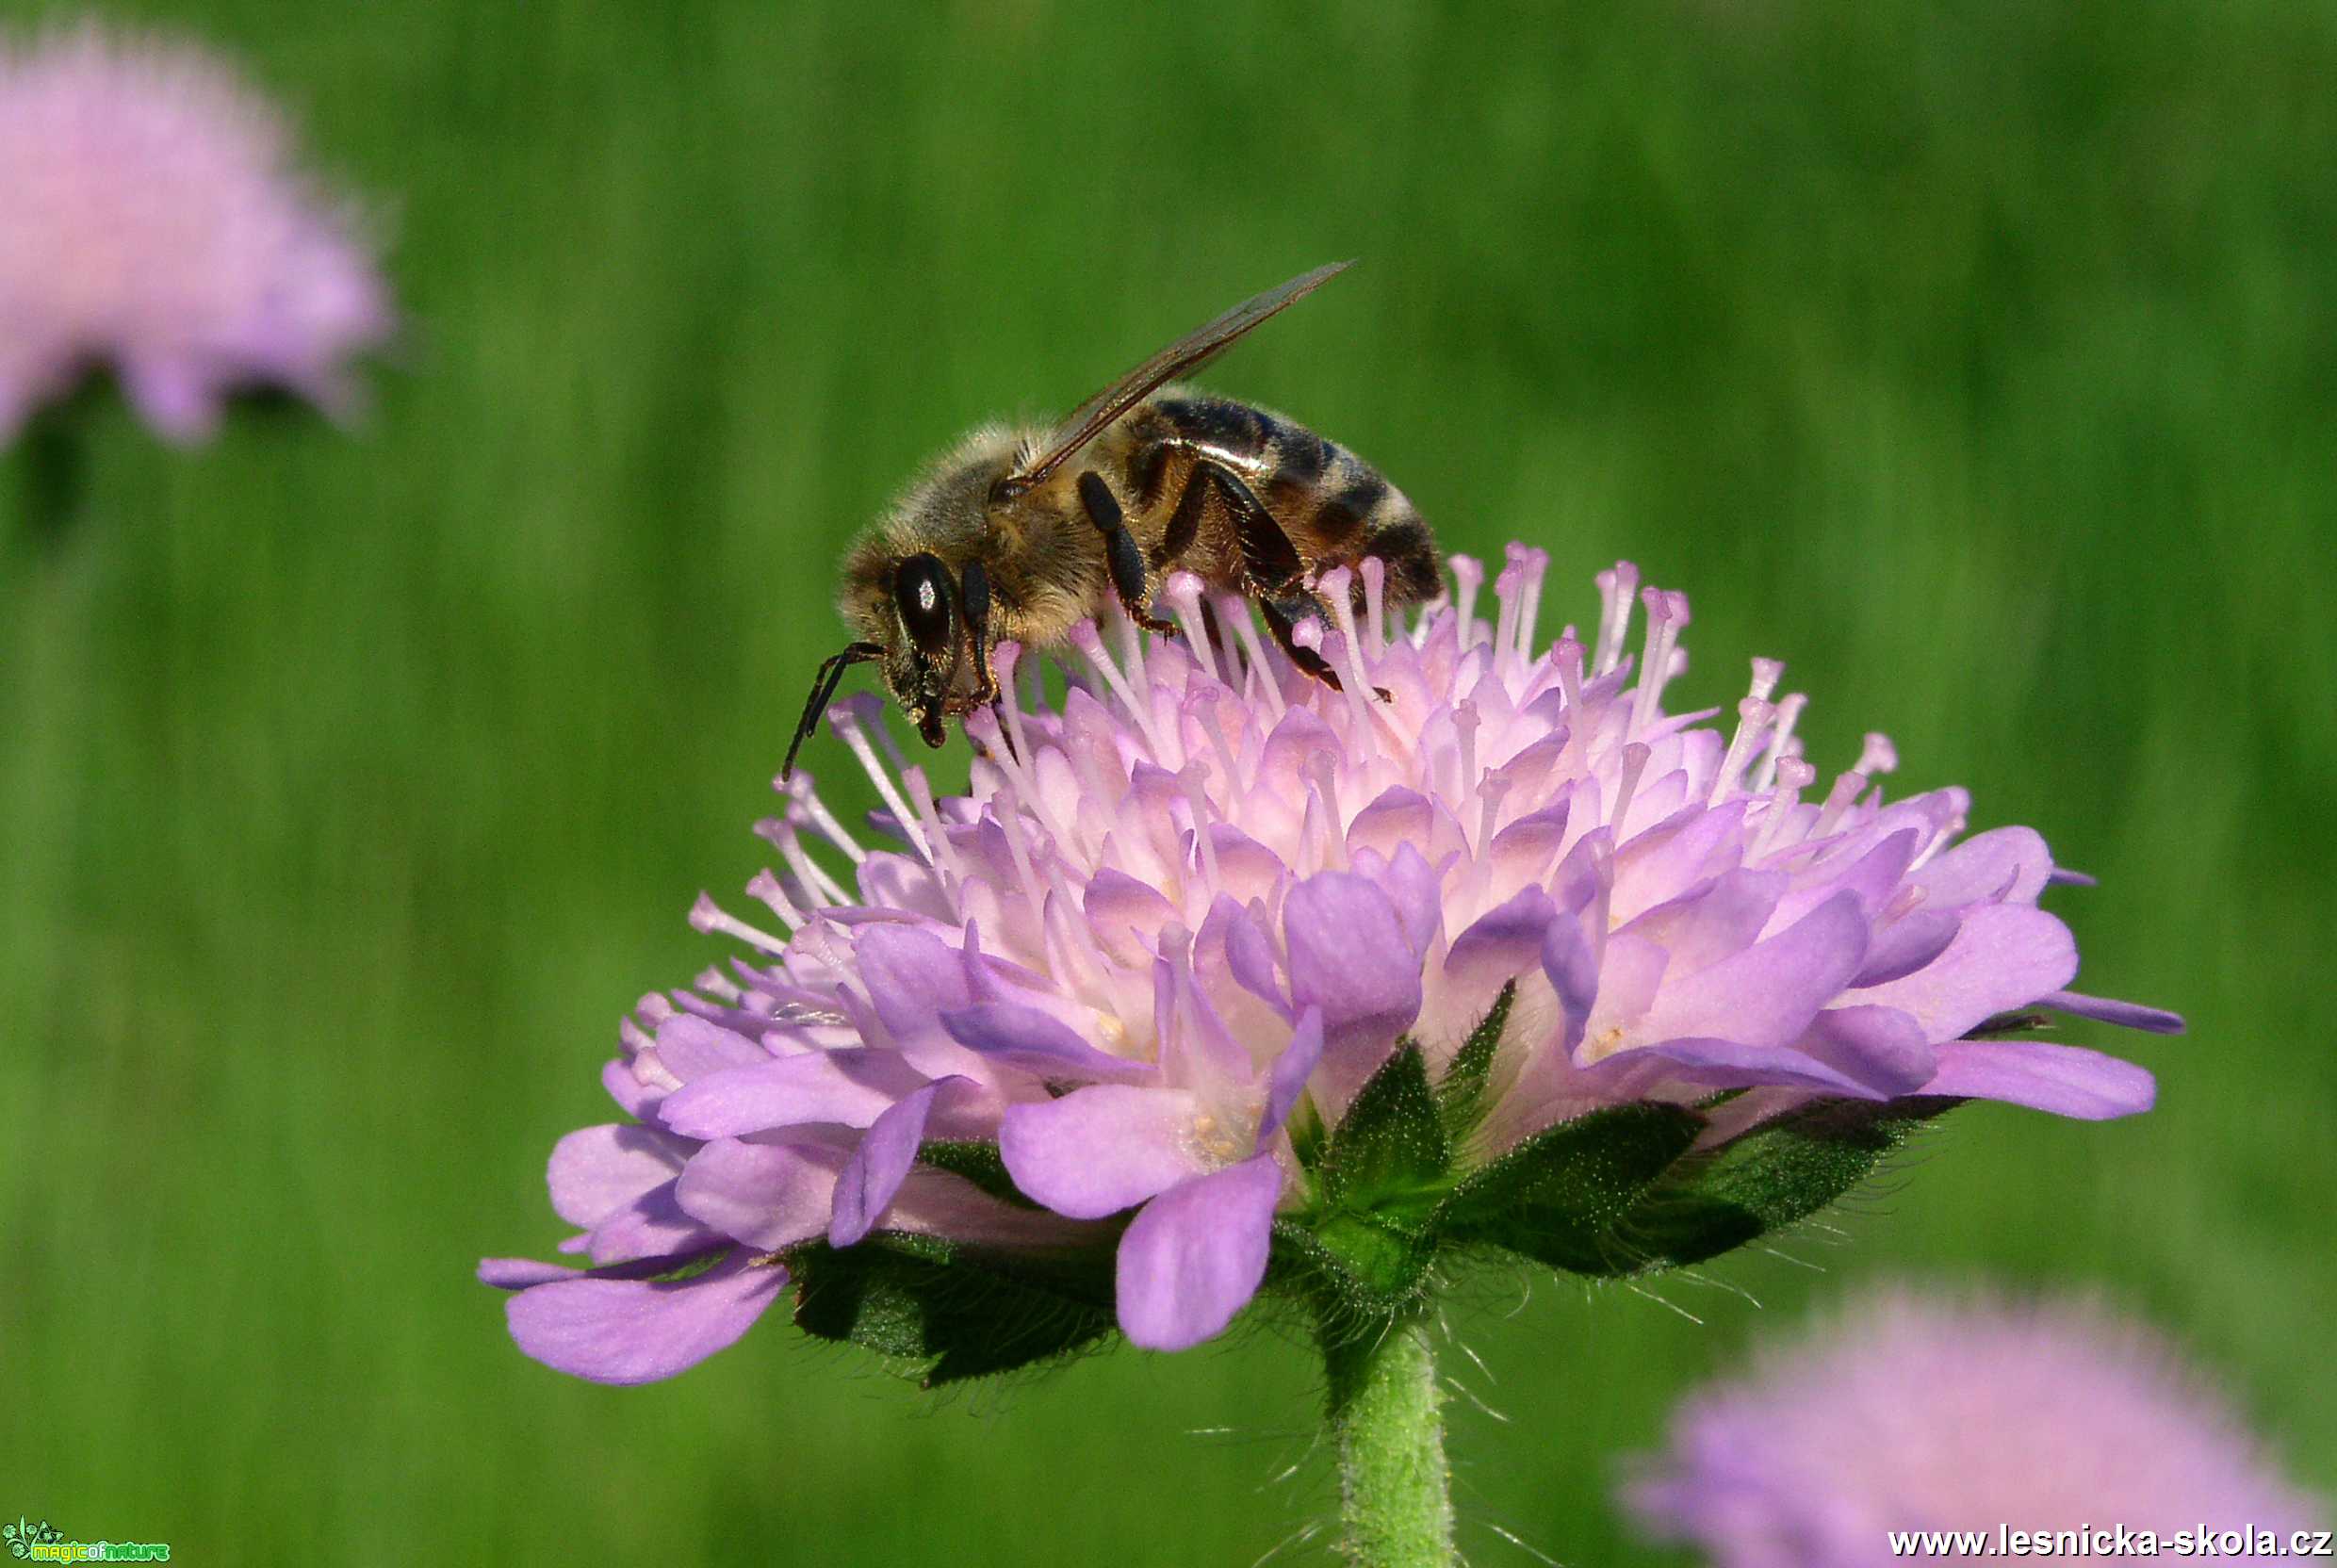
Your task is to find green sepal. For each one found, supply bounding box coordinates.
[1433,981,1517,1138]
[1434,1102,1706,1273]
[785,1233,1119,1386]
[914,1140,1040,1209]
[1612,1095,1964,1271]
[1269,1212,1439,1317]
[1317,1043,1451,1219]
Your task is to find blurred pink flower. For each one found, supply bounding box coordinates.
[1626,1283,2326,1565]
[0,23,390,444]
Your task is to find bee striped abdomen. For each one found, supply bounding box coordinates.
[1138,390,1440,609]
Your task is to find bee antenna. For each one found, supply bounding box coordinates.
[783,642,883,780]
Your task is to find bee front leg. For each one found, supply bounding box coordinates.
[958,559,999,706]
[1076,471,1177,634]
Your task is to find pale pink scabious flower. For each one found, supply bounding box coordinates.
[482,550,2176,1380]
[0,24,391,444]
[1624,1283,2326,1565]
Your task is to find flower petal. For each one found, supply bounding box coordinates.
[1921,1040,2156,1119]
[1116,1154,1283,1350]
[1638,891,1871,1051]
[939,1002,1152,1082]
[999,1085,1208,1218]
[1799,1004,1937,1098]
[1262,1007,1325,1139]
[660,1048,933,1138]
[1590,1035,1875,1096]
[829,1077,977,1246]
[1848,904,2078,1043]
[645,1013,769,1085]
[2039,989,2186,1035]
[504,1251,786,1385]
[580,1184,723,1266]
[547,1123,695,1228]
[850,923,976,1036]
[1446,886,1559,992]
[1284,871,1425,1087]
[1913,825,2052,908]
[1852,909,1961,988]
[674,1135,846,1250]
[478,1257,578,1289]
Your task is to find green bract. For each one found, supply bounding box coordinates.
[779,984,1960,1385]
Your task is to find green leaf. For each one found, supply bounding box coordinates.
[1318,1043,1450,1218]
[1434,981,1516,1137]
[915,1140,1040,1208]
[786,1233,1119,1386]
[1614,1095,1963,1271]
[1435,1102,1705,1273]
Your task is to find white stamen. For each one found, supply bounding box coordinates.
[1475,774,1512,858]
[1709,696,1777,805]
[991,782,1049,923]
[1748,692,1806,795]
[1810,768,1870,840]
[744,868,807,933]
[690,891,790,956]
[1041,883,1110,1001]
[1312,573,1379,738]
[1215,591,1285,720]
[1611,741,1651,836]
[1189,686,1247,801]
[828,702,933,865]
[992,643,1038,781]
[1071,620,1168,759]
[1512,546,1549,667]
[783,774,866,864]
[1492,555,1523,676]
[1750,759,1818,860]
[1554,633,1585,719]
[1448,555,1485,651]
[1163,574,1219,682]
[1181,761,1222,895]
[1111,596,1146,688]
[1304,750,1347,861]
[695,965,744,1003]
[1593,561,1641,676]
[901,765,968,886]
[776,822,852,907]
[1361,555,1389,653]
[1453,702,1480,802]
[1629,587,1689,739]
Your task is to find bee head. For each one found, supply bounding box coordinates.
[883,550,959,747]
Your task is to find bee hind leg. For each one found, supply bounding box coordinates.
[1257,597,1394,703]
[1195,457,1389,702]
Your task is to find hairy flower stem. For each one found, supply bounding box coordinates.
[1320,1314,1457,1568]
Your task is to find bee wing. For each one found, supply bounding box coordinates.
[1009,260,1354,487]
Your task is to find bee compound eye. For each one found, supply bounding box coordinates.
[893,553,955,662]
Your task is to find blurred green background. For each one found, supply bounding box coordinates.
[4,0,2330,1561]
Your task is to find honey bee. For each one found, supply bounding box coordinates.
[784,261,1439,778]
